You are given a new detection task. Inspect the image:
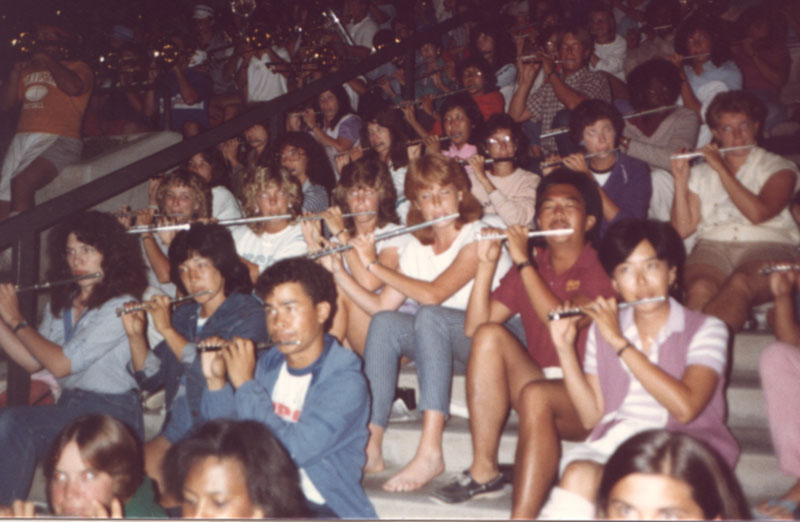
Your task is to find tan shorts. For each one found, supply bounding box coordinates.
[687,239,799,277]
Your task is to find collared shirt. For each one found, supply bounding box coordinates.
[526,67,611,154]
[492,243,615,368]
[687,146,800,244]
[302,179,329,214]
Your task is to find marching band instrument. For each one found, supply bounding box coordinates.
[392,88,471,109]
[540,148,621,169]
[670,145,755,160]
[759,263,800,275]
[476,228,574,242]
[456,156,516,167]
[297,211,376,221]
[115,290,211,316]
[308,213,461,259]
[196,340,300,353]
[14,273,102,293]
[127,214,293,234]
[548,296,667,320]
[518,54,570,64]
[406,135,450,147]
[540,105,679,139]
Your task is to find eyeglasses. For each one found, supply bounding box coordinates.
[347,187,377,198]
[487,135,513,147]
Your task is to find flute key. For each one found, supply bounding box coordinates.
[196,340,301,353]
[547,296,667,320]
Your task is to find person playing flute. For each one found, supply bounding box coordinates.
[0,211,147,505]
[671,90,800,333]
[432,168,614,505]
[120,223,268,508]
[326,154,512,492]
[233,166,308,283]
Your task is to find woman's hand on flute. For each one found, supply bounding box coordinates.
[155,216,178,246]
[542,154,560,176]
[670,147,691,183]
[476,228,502,265]
[120,301,146,337]
[351,233,378,266]
[322,206,346,241]
[467,154,487,179]
[148,295,174,335]
[548,302,581,354]
[699,143,727,175]
[422,134,441,154]
[301,214,325,253]
[562,152,590,176]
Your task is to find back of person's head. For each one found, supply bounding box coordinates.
[535,168,602,244]
[255,257,337,332]
[599,219,686,300]
[163,419,308,518]
[45,415,143,507]
[404,154,483,245]
[47,211,147,316]
[628,59,683,110]
[168,223,252,296]
[333,158,400,228]
[596,430,750,520]
[155,169,213,218]
[568,99,624,147]
[705,90,766,133]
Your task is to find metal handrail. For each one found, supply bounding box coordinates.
[0,8,485,405]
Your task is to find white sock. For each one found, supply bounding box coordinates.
[538,486,597,520]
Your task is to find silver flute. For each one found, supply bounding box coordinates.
[116,290,211,316]
[759,263,800,275]
[14,272,102,293]
[196,340,301,353]
[456,156,515,167]
[127,214,294,234]
[392,88,471,109]
[540,105,679,139]
[308,213,461,259]
[540,148,620,169]
[297,211,376,221]
[548,296,667,320]
[476,228,573,241]
[670,145,755,160]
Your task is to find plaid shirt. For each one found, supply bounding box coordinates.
[526,67,611,154]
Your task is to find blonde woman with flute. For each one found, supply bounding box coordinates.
[325,154,512,492]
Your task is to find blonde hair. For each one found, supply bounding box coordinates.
[241,166,303,233]
[405,154,482,245]
[155,169,212,218]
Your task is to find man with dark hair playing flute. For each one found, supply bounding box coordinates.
[433,168,615,505]
[671,90,800,332]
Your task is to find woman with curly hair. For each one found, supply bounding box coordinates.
[305,157,404,354]
[121,223,267,505]
[234,166,308,282]
[0,211,148,505]
[273,131,335,214]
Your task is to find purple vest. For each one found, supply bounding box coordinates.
[591,306,739,470]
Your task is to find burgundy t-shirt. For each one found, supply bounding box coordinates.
[492,243,615,368]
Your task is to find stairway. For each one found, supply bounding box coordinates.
[366,331,794,519]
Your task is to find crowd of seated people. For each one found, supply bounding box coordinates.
[3,0,800,519]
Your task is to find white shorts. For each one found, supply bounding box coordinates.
[0,132,82,201]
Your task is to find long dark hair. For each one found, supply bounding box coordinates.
[315,85,353,130]
[361,107,410,169]
[272,131,336,195]
[48,211,147,316]
[675,15,732,67]
[163,419,309,518]
[596,430,750,520]
[168,223,252,296]
[189,146,232,190]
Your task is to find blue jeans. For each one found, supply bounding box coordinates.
[0,388,143,504]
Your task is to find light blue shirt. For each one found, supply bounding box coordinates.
[685,59,743,94]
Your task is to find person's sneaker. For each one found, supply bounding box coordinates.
[431,470,506,504]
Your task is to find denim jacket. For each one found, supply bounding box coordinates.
[136,292,267,442]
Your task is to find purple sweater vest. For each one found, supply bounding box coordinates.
[591,306,739,470]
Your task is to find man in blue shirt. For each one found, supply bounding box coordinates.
[200,257,376,518]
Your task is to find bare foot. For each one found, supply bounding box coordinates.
[382,451,444,492]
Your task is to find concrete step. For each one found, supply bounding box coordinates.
[370,414,791,518]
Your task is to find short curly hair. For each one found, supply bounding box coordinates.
[155,169,212,218]
[47,211,147,316]
[241,166,304,233]
[568,99,624,148]
[255,257,338,332]
[705,90,766,132]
